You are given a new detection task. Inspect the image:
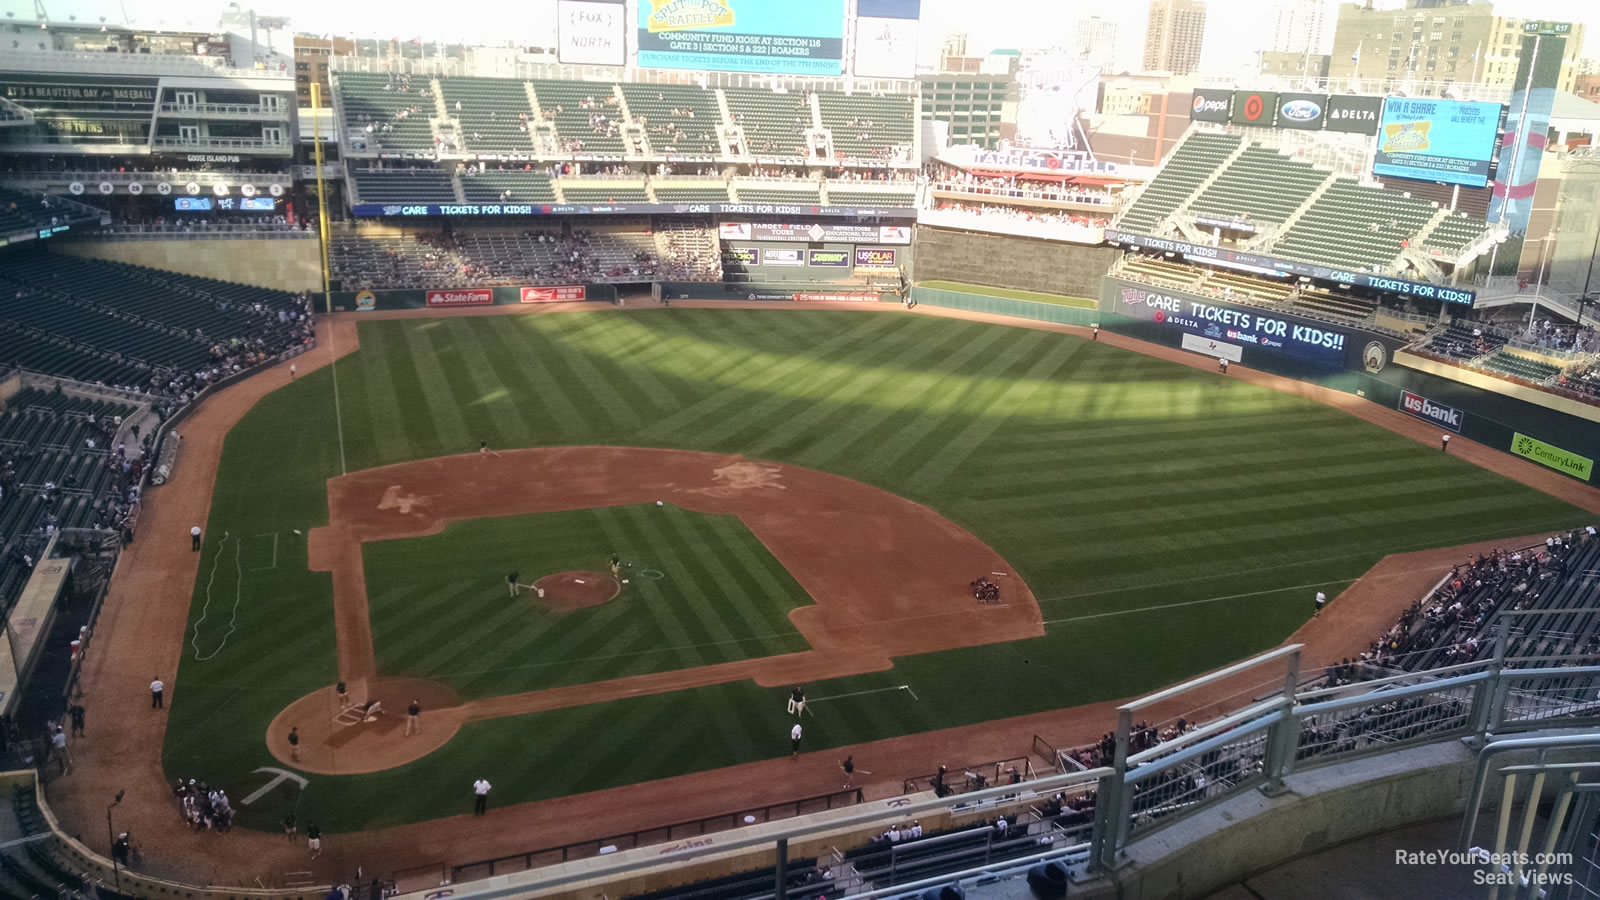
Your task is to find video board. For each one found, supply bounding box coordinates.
[1373,98,1503,188]
[636,0,847,76]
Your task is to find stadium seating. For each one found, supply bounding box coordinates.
[1187,145,1329,225]
[618,83,723,157]
[559,183,651,204]
[651,184,733,203]
[724,87,813,157]
[1482,351,1560,383]
[439,77,537,155]
[352,168,458,204]
[734,182,824,204]
[1416,322,1507,361]
[1421,212,1495,256]
[1272,179,1435,273]
[1287,287,1377,324]
[529,80,627,157]
[329,224,720,289]
[1119,254,1204,291]
[816,91,916,161]
[826,188,917,207]
[1115,132,1242,234]
[336,72,438,154]
[459,169,557,204]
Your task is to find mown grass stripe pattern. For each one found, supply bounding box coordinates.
[172,309,1591,833]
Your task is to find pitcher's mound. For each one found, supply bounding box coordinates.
[534,571,621,610]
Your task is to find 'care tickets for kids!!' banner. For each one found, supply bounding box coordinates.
[1106,278,1352,366]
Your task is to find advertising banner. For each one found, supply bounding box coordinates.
[1230,90,1279,127]
[426,289,493,307]
[1103,229,1476,305]
[853,0,920,79]
[1189,89,1231,123]
[726,222,914,244]
[1511,432,1593,481]
[557,0,626,66]
[521,285,587,303]
[1275,93,1327,131]
[807,249,852,267]
[1107,279,1350,366]
[762,248,805,266]
[854,248,899,271]
[723,246,758,265]
[636,0,847,75]
[795,292,880,302]
[354,201,916,219]
[1373,98,1503,188]
[1325,95,1383,135]
[1398,390,1464,432]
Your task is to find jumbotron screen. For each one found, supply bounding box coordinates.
[636,0,847,75]
[1372,98,1503,188]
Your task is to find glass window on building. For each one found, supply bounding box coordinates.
[1450,31,1462,42]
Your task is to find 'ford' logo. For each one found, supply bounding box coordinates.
[1281,99,1322,121]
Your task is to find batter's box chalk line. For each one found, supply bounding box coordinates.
[191,532,246,661]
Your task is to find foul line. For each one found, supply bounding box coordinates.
[191,533,246,661]
[1040,578,1353,628]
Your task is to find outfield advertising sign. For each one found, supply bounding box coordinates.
[762,248,805,266]
[1373,98,1503,188]
[723,222,913,244]
[854,248,898,271]
[1107,279,1350,366]
[1510,433,1593,481]
[1398,391,1463,432]
[636,0,846,75]
[426,289,493,307]
[1230,90,1278,127]
[807,249,851,267]
[1275,93,1326,130]
[521,285,587,303]
[1189,89,1231,123]
[1325,95,1383,135]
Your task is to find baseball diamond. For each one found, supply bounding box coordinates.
[5,38,1600,900]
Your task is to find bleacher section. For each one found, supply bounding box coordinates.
[734,182,823,205]
[530,80,627,157]
[1116,132,1241,233]
[724,87,812,157]
[1187,145,1328,225]
[816,92,916,161]
[618,84,722,158]
[439,77,536,155]
[1415,322,1508,361]
[329,225,720,289]
[352,168,458,204]
[1482,351,1561,383]
[651,184,732,203]
[459,169,556,204]
[1422,212,1495,256]
[1273,179,1435,272]
[560,183,651,204]
[826,188,917,207]
[1120,253,1381,326]
[336,72,437,154]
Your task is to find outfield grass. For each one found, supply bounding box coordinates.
[170,309,1590,832]
[364,504,812,698]
[919,280,1098,309]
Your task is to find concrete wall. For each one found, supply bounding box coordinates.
[58,237,323,292]
[911,227,1116,298]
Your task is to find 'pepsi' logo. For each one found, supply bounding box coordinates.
[1192,95,1227,114]
[1281,99,1322,121]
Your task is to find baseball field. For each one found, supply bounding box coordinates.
[163,307,1590,835]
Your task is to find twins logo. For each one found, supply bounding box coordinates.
[382,205,404,216]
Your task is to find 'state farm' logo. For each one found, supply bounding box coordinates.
[647,0,734,32]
